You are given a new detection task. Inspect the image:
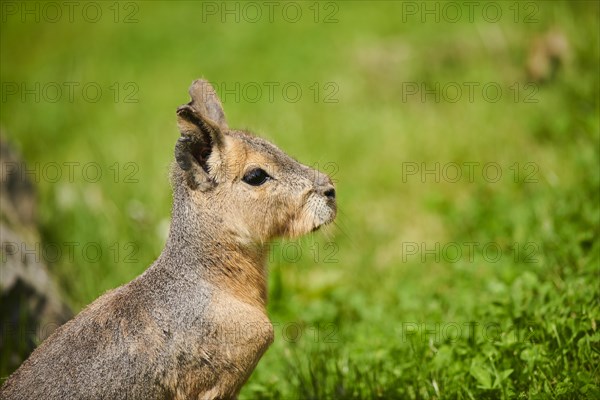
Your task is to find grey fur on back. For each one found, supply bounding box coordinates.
[0,79,336,400]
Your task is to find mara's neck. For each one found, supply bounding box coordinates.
[157,190,269,309]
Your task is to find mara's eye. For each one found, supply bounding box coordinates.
[242,168,271,186]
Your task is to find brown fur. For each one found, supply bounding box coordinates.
[0,79,336,399]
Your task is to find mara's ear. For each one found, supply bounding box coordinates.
[175,79,227,191]
[187,79,228,130]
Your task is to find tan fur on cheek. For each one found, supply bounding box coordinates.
[284,202,315,238]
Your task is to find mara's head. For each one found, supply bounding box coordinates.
[172,79,336,243]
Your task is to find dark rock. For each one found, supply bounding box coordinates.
[0,136,71,378]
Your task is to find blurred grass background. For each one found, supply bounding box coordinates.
[1,1,599,398]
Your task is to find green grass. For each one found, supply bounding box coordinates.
[1,1,599,398]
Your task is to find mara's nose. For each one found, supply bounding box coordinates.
[313,170,335,200]
[323,187,336,200]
